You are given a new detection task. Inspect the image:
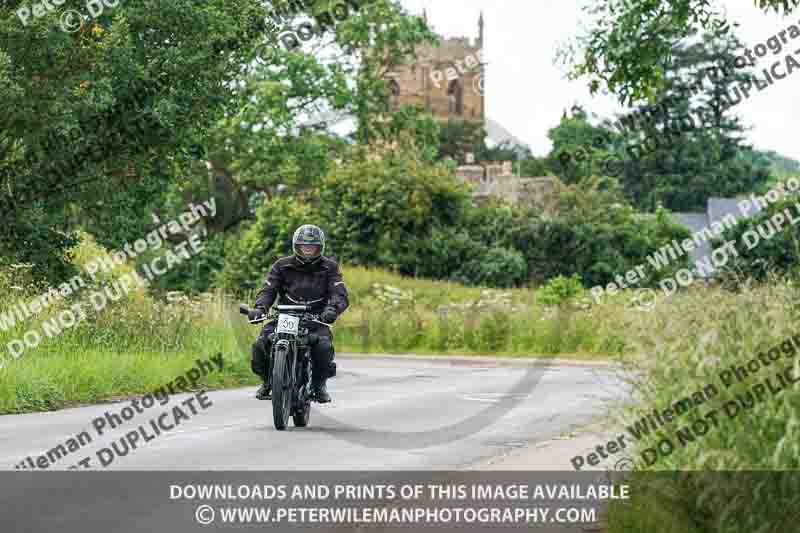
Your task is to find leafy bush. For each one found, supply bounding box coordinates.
[215,195,316,292]
[535,274,584,306]
[317,148,471,274]
[0,221,80,290]
[460,200,522,250]
[141,231,229,295]
[410,225,527,287]
[219,149,523,291]
[513,177,691,288]
[216,162,688,292]
[713,197,800,284]
[453,246,528,288]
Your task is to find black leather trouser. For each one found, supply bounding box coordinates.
[251,322,334,384]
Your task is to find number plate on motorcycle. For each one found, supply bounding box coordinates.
[276,314,300,335]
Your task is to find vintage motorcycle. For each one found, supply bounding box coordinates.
[239,303,333,430]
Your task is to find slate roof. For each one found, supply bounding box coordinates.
[674,197,765,277]
[708,197,764,224]
[674,213,713,269]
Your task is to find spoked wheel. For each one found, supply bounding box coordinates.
[292,385,311,427]
[271,345,292,430]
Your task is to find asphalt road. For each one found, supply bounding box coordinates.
[0,355,626,471]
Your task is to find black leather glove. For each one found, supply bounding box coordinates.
[320,306,338,324]
[248,307,267,321]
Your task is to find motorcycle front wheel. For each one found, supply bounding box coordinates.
[271,344,292,430]
[293,384,311,427]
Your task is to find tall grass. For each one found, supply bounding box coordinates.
[0,236,631,414]
[605,279,800,532]
[325,266,630,356]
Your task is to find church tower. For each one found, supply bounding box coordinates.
[384,11,485,125]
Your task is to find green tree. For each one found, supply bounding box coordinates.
[371,105,441,162]
[563,0,799,104]
[0,0,437,288]
[437,119,486,163]
[192,0,438,232]
[317,143,471,274]
[714,197,800,283]
[744,149,800,184]
[511,176,691,288]
[0,0,271,285]
[546,106,620,184]
[608,31,771,211]
[215,195,317,292]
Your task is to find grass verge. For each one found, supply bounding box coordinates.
[0,237,630,414]
[602,280,800,532]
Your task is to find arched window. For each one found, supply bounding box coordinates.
[447,79,463,116]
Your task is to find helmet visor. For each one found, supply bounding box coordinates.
[296,244,322,259]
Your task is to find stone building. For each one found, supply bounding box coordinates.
[383,12,559,209]
[456,161,560,212]
[384,12,485,124]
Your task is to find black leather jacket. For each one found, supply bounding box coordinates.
[254,255,349,317]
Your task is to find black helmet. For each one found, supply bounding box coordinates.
[292,224,325,264]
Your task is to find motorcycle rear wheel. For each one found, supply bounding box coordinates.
[271,344,292,430]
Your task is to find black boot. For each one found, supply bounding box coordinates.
[312,379,331,403]
[256,380,271,400]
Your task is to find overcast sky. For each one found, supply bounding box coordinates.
[400,0,800,160]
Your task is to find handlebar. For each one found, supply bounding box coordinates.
[238,304,332,329]
[276,305,309,311]
[240,304,270,324]
[239,304,310,315]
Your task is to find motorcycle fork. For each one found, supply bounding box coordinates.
[278,336,306,407]
[268,335,296,385]
[296,342,311,396]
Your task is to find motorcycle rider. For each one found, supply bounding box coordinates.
[249,224,349,403]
